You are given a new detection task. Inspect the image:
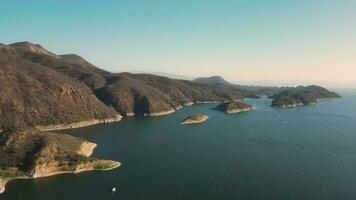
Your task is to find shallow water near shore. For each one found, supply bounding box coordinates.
[3,91,356,200]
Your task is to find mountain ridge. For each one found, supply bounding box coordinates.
[1,41,246,129]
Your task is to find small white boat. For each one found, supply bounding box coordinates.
[112,187,117,193]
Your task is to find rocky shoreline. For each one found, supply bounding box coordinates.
[225,107,254,114]
[148,109,176,117]
[0,161,120,194]
[36,115,122,131]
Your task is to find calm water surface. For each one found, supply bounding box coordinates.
[2,91,356,200]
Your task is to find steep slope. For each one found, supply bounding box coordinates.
[95,74,178,116]
[0,44,120,130]
[270,85,341,107]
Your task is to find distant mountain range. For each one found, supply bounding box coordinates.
[193,75,287,97]
[129,71,196,80]
[193,76,341,106]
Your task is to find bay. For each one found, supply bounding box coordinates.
[2,91,356,200]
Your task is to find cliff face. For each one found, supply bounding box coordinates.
[270,85,341,107]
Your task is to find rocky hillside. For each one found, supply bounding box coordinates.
[0,43,120,131]
[96,73,243,116]
[5,41,244,118]
[270,85,341,107]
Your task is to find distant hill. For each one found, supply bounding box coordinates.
[193,76,341,103]
[193,76,284,97]
[193,76,233,86]
[130,71,196,80]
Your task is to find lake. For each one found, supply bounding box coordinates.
[2,90,356,200]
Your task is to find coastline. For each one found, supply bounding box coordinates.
[121,99,244,118]
[36,114,122,131]
[0,99,239,194]
[225,107,254,114]
[0,138,120,194]
[0,161,120,194]
[148,109,176,117]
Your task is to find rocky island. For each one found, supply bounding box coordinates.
[216,101,254,114]
[181,114,209,125]
[270,86,341,108]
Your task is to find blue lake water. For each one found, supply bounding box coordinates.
[2,90,356,200]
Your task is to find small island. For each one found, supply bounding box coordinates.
[216,101,254,114]
[181,114,209,125]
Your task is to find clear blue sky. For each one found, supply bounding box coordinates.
[1,0,355,88]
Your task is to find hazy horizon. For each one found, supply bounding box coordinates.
[1,1,355,88]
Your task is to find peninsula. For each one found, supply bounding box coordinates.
[0,129,120,194]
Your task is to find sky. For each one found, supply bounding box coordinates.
[1,0,355,88]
